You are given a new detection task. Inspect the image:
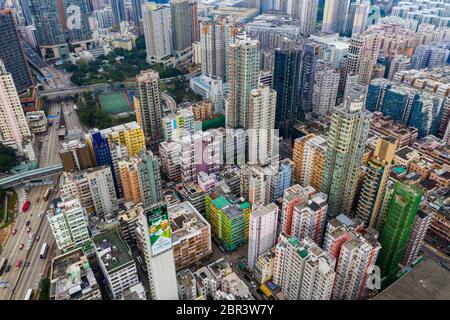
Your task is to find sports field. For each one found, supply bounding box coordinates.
[99,92,131,114]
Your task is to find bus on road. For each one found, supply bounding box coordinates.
[39,243,48,259]
[0,257,7,276]
[43,188,51,201]
[24,289,33,300]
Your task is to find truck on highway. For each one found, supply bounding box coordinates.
[0,257,7,276]
[43,187,51,201]
[24,289,33,300]
[22,199,30,212]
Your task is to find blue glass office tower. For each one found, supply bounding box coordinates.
[90,131,120,197]
[273,47,302,137]
[381,88,409,123]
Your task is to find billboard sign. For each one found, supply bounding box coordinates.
[146,204,172,256]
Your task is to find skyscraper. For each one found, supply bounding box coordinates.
[321,84,372,217]
[200,21,226,79]
[321,0,350,34]
[62,0,92,44]
[344,0,370,36]
[111,0,126,25]
[135,150,163,209]
[344,33,381,86]
[29,0,68,59]
[226,38,260,129]
[189,0,199,43]
[248,84,277,166]
[290,0,319,36]
[0,60,31,155]
[142,3,172,63]
[86,166,118,219]
[170,0,193,53]
[135,69,163,150]
[247,203,278,270]
[131,0,143,26]
[377,182,424,286]
[272,47,302,137]
[355,137,397,228]
[312,62,339,115]
[0,9,33,93]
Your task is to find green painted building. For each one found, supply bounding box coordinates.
[205,190,250,251]
[377,181,424,286]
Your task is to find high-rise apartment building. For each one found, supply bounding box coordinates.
[0,9,33,93]
[135,69,163,149]
[93,231,139,299]
[312,62,339,115]
[323,214,381,300]
[344,0,370,36]
[170,202,212,270]
[402,207,434,267]
[356,137,397,227]
[59,139,95,172]
[0,60,31,155]
[86,166,118,219]
[344,33,381,86]
[100,122,146,157]
[273,233,336,300]
[377,182,424,286]
[142,3,172,63]
[226,38,260,129]
[189,0,199,43]
[272,47,302,137]
[162,108,195,142]
[200,21,226,79]
[248,84,276,166]
[280,184,324,237]
[205,188,250,251]
[290,0,319,36]
[270,158,294,202]
[48,197,91,252]
[247,203,278,270]
[293,134,327,191]
[290,190,328,245]
[119,150,162,209]
[321,0,350,34]
[170,0,193,53]
[321,84,372,217]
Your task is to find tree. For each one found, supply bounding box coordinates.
[0,144,18,172]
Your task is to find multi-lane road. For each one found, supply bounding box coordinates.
[0,70,84,299]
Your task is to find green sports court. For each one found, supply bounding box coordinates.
[99,92,132,114]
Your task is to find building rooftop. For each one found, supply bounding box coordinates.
[93,231,134,273]
[169,201,210,244]
[50,248,99,300]
[374,259,450,300]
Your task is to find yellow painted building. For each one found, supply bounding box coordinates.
[100,122,146,156]
[293,134,327,191]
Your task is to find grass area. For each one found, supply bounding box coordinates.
[0,189,18,228]
[99,92,131,114]
[39,278,50,300]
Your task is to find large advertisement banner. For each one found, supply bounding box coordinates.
[147,204,172,256]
